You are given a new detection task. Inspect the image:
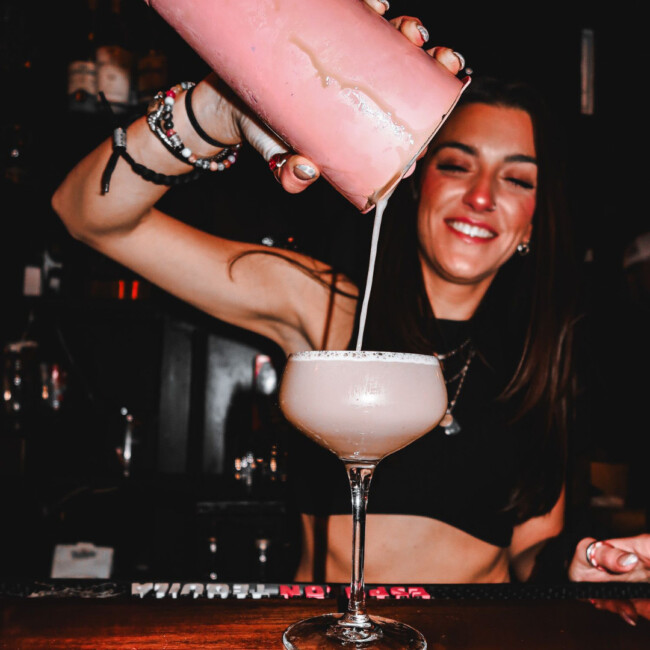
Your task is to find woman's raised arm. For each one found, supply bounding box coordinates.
[51,75,348,353]
[51,4,461,353]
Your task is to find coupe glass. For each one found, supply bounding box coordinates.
[279,351,447,649]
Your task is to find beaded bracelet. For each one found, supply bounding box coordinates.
[146,81,240,172]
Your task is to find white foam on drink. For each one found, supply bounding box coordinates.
[355,196,389,351]
[290,350,439,365]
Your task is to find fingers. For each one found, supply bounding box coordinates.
[588,540,639,573]
[570,537,641,582]
[383,16,466,75]
[270,153,320,194]
[427,46,466,76]
[363,0,390,16]
[237,110,320,194]
[366,5,468,78]
[389,16,430,47]
[604,533,650,557]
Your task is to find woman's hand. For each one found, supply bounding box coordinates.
[271,5,465,192]
[569,534,650,582]
[192,1,466,194]
[365,0,466,76]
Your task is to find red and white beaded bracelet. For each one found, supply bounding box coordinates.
[146,82,240,172]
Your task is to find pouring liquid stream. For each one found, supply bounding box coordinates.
[355,196,389,351]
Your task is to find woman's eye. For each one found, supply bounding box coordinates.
[436,163,468,173]
[506,177,535,190]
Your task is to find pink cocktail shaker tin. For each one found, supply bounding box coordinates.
[146,0,470,212]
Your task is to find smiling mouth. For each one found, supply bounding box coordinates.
[446,219,497,240]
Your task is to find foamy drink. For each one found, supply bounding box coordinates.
[280,351,447,463]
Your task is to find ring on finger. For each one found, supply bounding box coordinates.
[269,152,290,173]
[586,540,606,571]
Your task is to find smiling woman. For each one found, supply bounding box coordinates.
[416,103,537,312]
[290,77,577,584]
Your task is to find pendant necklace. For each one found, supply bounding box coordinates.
[434,338,475,436]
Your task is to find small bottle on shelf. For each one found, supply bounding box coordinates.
[136,9,168,106]
[67,0,99,113]
[95,0,134,112]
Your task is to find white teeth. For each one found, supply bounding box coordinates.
[448,220,495,239]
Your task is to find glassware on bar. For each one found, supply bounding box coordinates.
[279,350,447,649]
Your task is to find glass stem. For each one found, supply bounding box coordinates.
[341,462,375,628]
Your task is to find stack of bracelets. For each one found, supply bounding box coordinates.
[101,81,241,194]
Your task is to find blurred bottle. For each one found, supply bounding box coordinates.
[95,0,134,112]
[233,355,286,491]
[1,2,36,187]
[2,121,33,186]
[2,340,41,434]
[1,267,72,475]
[67,0,99,113]
[137,9,168,105]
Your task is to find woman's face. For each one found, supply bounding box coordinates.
[417,103,537,288]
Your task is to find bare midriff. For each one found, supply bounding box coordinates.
[295,513,510,584]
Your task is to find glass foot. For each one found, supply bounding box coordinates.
[282,613,426,649]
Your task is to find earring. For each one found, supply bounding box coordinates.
[517,241,530,256]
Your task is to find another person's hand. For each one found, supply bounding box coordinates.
[192,1,466,194]
[569,535,650,582]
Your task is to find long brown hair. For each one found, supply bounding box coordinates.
[363,77,578,520]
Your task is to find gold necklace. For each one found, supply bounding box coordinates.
[434,343,475,436]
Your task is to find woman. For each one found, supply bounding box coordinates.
[51,4,649,583]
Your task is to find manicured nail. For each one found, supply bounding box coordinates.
[416,25,429,43]
[620,553,639,566]
[377,0,390,10]
[294,164,316,180]
[621,612,637,626]
[453,51,466,71]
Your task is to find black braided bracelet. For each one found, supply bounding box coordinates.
[184,84,231,148]
[101,126,207,194]
[98,88,239,193]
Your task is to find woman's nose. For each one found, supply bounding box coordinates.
[464,178,496,212]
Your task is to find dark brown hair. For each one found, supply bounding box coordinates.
[363,77,578,520]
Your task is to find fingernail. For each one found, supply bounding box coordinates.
[453,51,466,71]
[416,25,429,43]
[377,0,390,10]
[620,553,639,566]
[294,164,316,181]
[621,612,637,626]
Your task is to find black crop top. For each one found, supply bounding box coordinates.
[286,319,549,549]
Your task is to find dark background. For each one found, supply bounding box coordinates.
[0,1,647,582]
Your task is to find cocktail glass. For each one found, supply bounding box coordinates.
[279,351,447,649]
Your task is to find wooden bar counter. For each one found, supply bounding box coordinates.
[1,582,649,648]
